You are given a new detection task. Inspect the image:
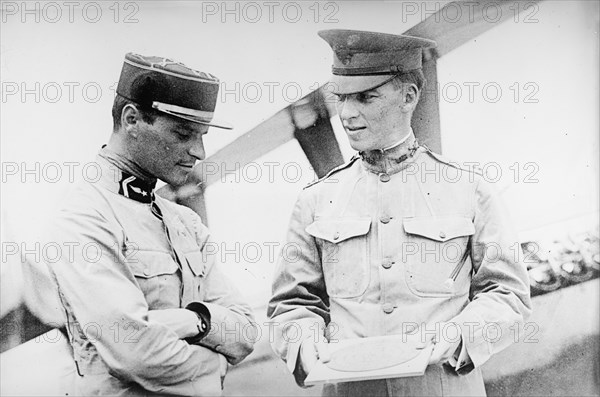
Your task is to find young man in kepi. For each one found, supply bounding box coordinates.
[38,53,256,396]
[268,29,531,396]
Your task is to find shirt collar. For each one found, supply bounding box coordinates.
[359,129,420,175]
[96,148,157,204]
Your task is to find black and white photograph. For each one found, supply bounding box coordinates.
[1,1,598,396]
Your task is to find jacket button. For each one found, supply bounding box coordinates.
[382,259,393,269]
[333,232,340,240]
[380,215,391,224]
[439,231,446,239]
[379,173,390,182]
[382,303,394,314]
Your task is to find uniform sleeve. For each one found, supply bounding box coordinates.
[147,308,199,339]
[179,208,257,365]
[450,178,532,371]
[197,254,257,365]
[146,281,257,366]
[266,190,330,385]
[44,209,223,396]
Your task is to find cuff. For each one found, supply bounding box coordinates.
[450,339,475,375]
[452,311,491,369]
[290,338,313,388]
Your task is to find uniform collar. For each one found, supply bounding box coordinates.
[97,147,157,204]
[359,130,420,175]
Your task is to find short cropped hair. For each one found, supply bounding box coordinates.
[390,69,426,93]
[111,94,160,130]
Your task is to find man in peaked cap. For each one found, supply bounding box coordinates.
[268,30,531,396]
[31,53,256,396]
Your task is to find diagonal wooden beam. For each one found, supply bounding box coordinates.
[183,86,340,189]
[199,106,296,187]
[290,89,344,178]
[406,0,543,57]
[412,49,442,152]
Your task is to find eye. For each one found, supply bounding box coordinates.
[357,92,377,102]
[175,130,192,140]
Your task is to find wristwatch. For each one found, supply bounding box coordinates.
[184,302,211,344]
[195,316,208,333]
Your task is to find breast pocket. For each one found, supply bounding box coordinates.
[306,217,371,299]
[128,250,180,308]
[183,250,207,301]
[403,216,475,297]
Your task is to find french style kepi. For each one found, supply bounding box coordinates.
[318,29,437,95]
[116,53,232,129]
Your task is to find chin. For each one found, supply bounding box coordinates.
[171,176,189,187]
[348,140,371,152]
[160,172,187,187]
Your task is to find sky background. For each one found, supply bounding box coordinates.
[1,1,599,308]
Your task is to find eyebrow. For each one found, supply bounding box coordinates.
[337,89,379,99]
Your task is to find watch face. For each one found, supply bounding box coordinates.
[198,320,207,333]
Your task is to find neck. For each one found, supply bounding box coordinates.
[102,134,156,183]
[360,129,419,175]
[380,131,411,152]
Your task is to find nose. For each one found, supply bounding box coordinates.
[336,97,359,122]
[189,134,206,161]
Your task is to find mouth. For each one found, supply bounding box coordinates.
[178,163,195,170]
[345,126,366,135]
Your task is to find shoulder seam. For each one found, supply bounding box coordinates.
[303,155,360,190]
[423,147,484,176]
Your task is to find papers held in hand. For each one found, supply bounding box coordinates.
[304,334,434,386]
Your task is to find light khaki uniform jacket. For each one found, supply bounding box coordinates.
[37,155,256,396]
[268,133,531,396]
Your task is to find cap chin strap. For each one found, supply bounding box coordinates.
[152,101,214,123]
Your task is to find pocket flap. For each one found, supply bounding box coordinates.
[184,251,206,277]
[306,217,372,243]
[128,251,178,278]
[403,216,475,242]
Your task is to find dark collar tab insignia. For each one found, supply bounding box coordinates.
[117,172,156,204]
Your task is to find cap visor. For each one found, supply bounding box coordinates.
[157,109,233,130]
[197,117,233,130]
[330,74,396,95]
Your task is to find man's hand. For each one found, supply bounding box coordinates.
[428,322,462,365]
[299,339,331,375]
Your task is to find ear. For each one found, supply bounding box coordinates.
[121,104,142,138]
[400,83,419,113]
